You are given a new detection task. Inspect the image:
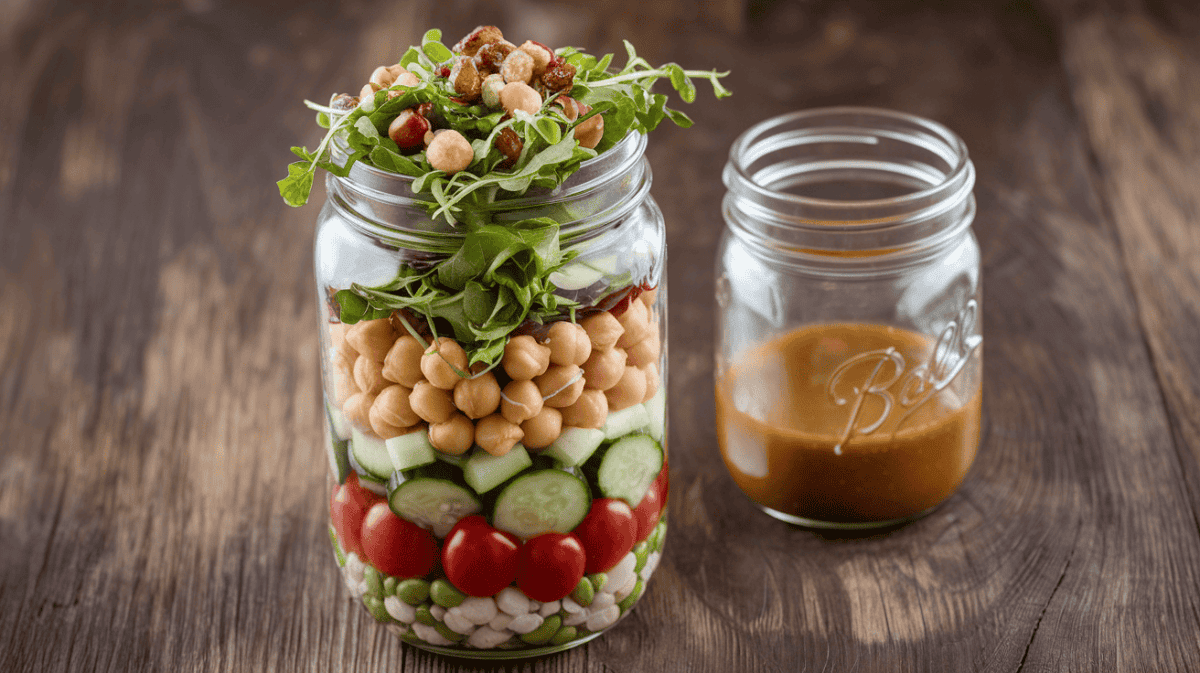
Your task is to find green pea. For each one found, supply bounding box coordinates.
[434,622,467,642]
[519,614,562,646]
[382,576,399,597]
[570,577,594,607]
[415,604,437,627]
[329,526,346,567]
[617,579,644,613]
[430,579,466,608]
[397,579,431,606]
[362,566,384,598]
[363,595,391,623]
[633,541,650,573]
[586,572,607,592]
[550,625,578,646]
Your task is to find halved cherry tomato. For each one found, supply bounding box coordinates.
[360,501,439,578]
[441,515,522,597]
[516,533,586,602]
[632,464,668,541]
[572,498,636,573]
[330,474,380,557]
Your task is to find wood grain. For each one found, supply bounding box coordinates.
[1,0,1199,671]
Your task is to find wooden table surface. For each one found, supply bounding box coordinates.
[3,0,1200,670]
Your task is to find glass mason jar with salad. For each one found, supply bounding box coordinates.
[279,26,728,657]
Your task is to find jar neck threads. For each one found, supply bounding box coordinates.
[722,107,975,269]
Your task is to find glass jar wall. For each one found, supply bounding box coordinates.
[316,132,668,657]
[715,108,982,529]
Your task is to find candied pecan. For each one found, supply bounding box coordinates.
[453,25,503,56]
[495,127,523,169]
[541,61,577,94]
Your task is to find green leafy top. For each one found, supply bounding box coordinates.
[278,30,730,220]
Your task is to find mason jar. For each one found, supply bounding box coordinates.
[715,108,981,529]
[315,131,668,657]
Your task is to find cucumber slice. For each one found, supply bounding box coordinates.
[591,435,664,507]
[325,406,352,484]
[328,405,352,441]
[602,404,651,440]
[542,427,606,467]
[435,451,468,468]
[385,430,437,472]
[645,386,666,443]
[492,469,591,538]
[352,428,394,480]
[462,445,533,495]
[389,478,482,537]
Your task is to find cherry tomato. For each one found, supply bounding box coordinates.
[572,498,636,573]
[516,533,586,602]
[632,465,668,541]
[360,501,439,578]
[330,474,379,557]
[441,515,522,597]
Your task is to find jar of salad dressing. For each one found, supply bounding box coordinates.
[715,108,982,529]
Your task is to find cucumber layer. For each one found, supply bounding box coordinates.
[592,435,664,508]
[389,478,481,537]
[492,469,591,538]
[463,445,533,495]
[352,428,394,480]
[602,404,651,440]
[385,430,437,472]
[645,386,666,443]
[542,427,606,467]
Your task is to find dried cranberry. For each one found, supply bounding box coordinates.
[541,61,577,93]
[495,127,523,169]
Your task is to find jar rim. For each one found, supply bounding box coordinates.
[724,106,974,232]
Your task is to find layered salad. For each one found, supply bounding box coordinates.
[280,26,726,653]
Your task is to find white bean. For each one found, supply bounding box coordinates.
[488,613,514,631]
[539,600,561,617]
[563,609,589,626]
[443,608,477,635]
[412,621,454,646]
[507,613,544,634]
[586,605,621,631]
[458,595,499,625]
[495,587,530,616]
[430,604,447,621]
[561,596,584,614]
[605,552,638,596]
[613,574,638,601]
[467,625,513,649]
[343,553,365,585]
[384,595,416,623]
[640,551,661,580]
[591,592,616,611]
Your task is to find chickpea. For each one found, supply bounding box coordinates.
[640,286,659,308]
[388,64,419,88]
[501,379,543,424]
[329,322,348,351]
[421,337,469,389]
[581,311,624,349]
[475,413,524,456]
[428,412,475,455]
[605,365,647,412]
[373,384,421,428]
[454,370,501,419]
[382,335,426,387]
[427,130,474,175]
[332,351,360,406]
[346,318,397,363]
[481,73,505,108]
[409,381,456,424]
[360,82,381,101]
[574,111,604,149]
[353,354,389,396]
[369,402,411,440]
[370,65,396,88]
[500,49,534,84]
[521,407,563,450]
[615,299,650,349]
[343,392,376,432]
[582,346,627,391]
[499,81,542,116]
[536,364,585,408]
[502,335,551,380]
[641,362,660,403]
[517,40,553,77]
[561,389,608,429]
[546,321,592,366]
[625,323,661,368]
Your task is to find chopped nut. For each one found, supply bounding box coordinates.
[450,56,482,101]
[453,25,504,56]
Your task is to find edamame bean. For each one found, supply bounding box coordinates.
[550,625,578,646]
[617,579,644,612]
[329,526,346,567]
[633,541,650,573]
[382,576,399,597]
[363,595,391,623]
[519,614,562,645]
[570,577,594,607]
[415,604,438,627]
[651,520,667,552]
[430,578,466,608]
[397,578,431,605]
[434,622,467,642]
[587,572,608,592]
[362,566,384,598]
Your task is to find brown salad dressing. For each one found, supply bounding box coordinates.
[715,323,981,524]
